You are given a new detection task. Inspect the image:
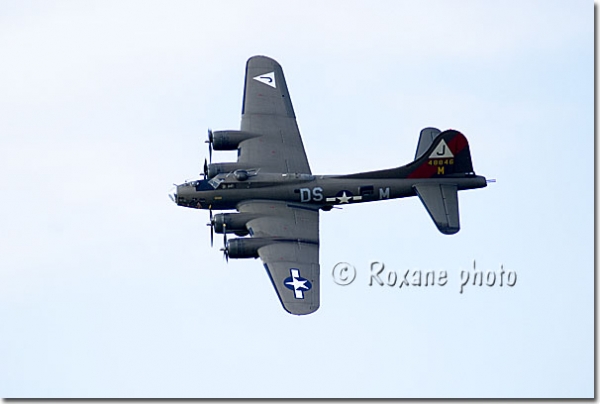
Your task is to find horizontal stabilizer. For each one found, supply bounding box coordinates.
[414,183,460,235]
[415,127,441,160]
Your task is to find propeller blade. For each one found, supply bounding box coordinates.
[209,206,214,247]
[168,186,177,203]
[203,158,208,179]
[207,219,214,247]
[205,128,213,164]
[222,223,229,262]
[219,245,229,262]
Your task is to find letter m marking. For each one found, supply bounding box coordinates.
[379,187,390,199]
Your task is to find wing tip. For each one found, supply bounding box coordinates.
[247,55,281,68]
[438,225,460,235]
[283,302,320,316]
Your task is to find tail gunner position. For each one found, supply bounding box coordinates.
[169,56,488,315]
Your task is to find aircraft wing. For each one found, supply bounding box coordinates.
[238,56,312,174]
[238,200,319,315]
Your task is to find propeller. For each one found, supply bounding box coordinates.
[219,223,229,262]
[206,206,214,247]
[168,184,177,203]
[201,129,213,179]
[205,128,213,163]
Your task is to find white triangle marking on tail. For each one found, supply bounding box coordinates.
[429,139,454,158]
[253,71,276,88]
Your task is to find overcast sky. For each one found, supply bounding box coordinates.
[0,0,593,398]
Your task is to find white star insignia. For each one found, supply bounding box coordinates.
[286,277,308,290]
[337,191,352,204]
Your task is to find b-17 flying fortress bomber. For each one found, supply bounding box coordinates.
[169,56,488,315]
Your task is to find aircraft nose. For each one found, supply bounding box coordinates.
[168,185,178,204]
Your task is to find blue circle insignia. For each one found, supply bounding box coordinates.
[283,268,312,299]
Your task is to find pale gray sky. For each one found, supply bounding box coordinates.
[0,0,593,398]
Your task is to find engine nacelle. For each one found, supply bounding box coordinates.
[212,130,260,151]
[207,162,246,179]
[213,212,257,235]
[226,238,275,259]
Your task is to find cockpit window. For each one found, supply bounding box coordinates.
[208,177,224,189]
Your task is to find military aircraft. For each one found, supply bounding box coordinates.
[169,55,487,315]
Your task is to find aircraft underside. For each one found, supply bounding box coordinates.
[170,55,487,315]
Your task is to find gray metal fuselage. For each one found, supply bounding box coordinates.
[175,172,487,211]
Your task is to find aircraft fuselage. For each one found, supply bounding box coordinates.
[174,173,487,211]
